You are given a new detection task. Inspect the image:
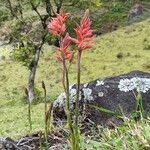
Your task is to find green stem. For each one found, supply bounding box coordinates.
[63,59,75,150]
[39,131,42,150]
[135,94,139,112]
[138,92,146,119]
[28,102,32,133]
[75,51,82,150]
[44,86,48,148]
[62,64,66,93]
[134,91,146,120]
[47,103,53,133]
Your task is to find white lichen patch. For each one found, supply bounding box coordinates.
[82,88,93,102]
[53,92,66,108]
[98,92,104,97]
[83,83,88,88]
[96,80,104,86]
[53,88,81,108]
[69,84,74,90]
[118,78,135,92]
[69,88,77,103]
[106,85,110,88]
[118,77,150,93]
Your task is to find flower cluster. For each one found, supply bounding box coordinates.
[48,11,70,37]
[50,10,94,107]
[48,11,72,62]
[69,9,94,51]
[48,10,94,61]
[54,33,73,62]
[118,77,150,93]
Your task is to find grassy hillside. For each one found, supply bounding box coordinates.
[0,17,150,138]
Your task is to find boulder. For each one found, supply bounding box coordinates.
[53,71,150,126]
[128,4,143,22]
[101,21,119,33]
[0,134,40,150]
[0,137,18,150]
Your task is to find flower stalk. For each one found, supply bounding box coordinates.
[28,101,32,133]
[25,88,32,133]
[42,81,48,147]
[69,9,94,149]
[47,10,75,149]
[46,102,53,133]
[134,91,147,121]
[39,130,42,150]
[74,51,82,149]
[62,58,76,149]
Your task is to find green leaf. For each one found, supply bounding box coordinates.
[89,104,122,118]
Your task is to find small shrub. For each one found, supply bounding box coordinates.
[0,9,9,23]
[143,38,150,50]
[144,44,150,50]
[32,87,43,104]
[13,41,34,67]
[22,87,43,104]
[0,55,6,61]
[116,52,124,59]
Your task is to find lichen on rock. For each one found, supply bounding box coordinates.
[96,80,104,86]
[82,88,93,102]
[53,87,81,109]
[98,92,104,97]
[118,77,150,93]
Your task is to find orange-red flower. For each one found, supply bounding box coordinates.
[70,9,94,51]
[48,11,70,37]
[54,33,73,62]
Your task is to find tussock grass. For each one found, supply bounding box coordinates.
[81,118,150,150]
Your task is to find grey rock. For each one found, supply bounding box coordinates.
[0,137,20,150]
[0,138,5,150]
[53,71,150,125]
[100,21,119,33]
[128,4,143,21]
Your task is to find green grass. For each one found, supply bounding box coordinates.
[81,118,150,150]
[0,17,150,138]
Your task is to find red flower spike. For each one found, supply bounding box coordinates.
[60,10,70,22]
[70,9,94,51]
[54,33,73,62]
[48,11,70,37]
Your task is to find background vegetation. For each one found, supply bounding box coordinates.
[0,0,150,149]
